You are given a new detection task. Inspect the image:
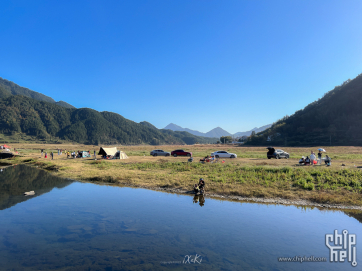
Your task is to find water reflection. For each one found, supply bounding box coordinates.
[0,164,72,210]
[193,195,205,207]
[0,166,361,270]
[344,210,362,224]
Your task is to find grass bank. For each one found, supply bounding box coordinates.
[7,148,362,207]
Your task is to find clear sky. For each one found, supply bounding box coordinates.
[1,0,362,134]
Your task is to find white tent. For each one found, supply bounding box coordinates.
[98,147,118,156]
[115,151,128,159]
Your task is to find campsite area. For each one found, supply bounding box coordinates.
[3,143,362,208]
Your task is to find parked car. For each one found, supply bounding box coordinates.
[150,150,170,157]
[211,151,237,158]
[266,147,289,159]
[171,149,192,157]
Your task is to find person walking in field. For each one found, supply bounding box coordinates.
[45,152,48,158]
[51,152,54,160]
[310,151,316,165]
[41,149,44,157]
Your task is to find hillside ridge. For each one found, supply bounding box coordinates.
[246,73,362,146]
[0,77,75,108]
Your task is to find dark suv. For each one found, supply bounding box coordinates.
[171,149,192,157]
[267,147,289,159]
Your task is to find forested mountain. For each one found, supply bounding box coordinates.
[139,121,158,130]
[164,123,206,137]
[55,101,75,109]
[0,95,216,145]
[246,73,362,146]
[0,77,75,108]
[160,129,218,145]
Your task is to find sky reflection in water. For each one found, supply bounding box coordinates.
[0,165,361,270]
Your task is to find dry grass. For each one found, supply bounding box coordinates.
[5,144,362,206]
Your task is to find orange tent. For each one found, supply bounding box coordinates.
[2,144,11,149]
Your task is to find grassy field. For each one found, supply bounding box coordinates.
[4,144,362,206]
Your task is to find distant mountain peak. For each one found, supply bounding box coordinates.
[164,123,231,138]
[164,123,183,130]
[164,123,272,138]
[205,127,231,138]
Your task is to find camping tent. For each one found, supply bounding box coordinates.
[98,147,118,157]
[79,151,91,158]
[114,151,128,159]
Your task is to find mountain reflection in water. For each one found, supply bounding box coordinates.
[0,165,361,271]
[0,164,72,210]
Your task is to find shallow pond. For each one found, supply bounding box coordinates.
[0,165,361,270]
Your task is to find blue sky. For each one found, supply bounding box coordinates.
[1,0,361,134]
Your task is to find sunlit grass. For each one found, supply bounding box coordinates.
[5,143,362,206]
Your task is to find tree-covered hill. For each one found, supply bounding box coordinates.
[139,121,158,130]
[0,95,216,145]
[160,129,218,145]
[0,77,75,108]
[246,73,362,146]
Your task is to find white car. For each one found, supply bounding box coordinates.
[211,151,237,158]
[150,150,170,156]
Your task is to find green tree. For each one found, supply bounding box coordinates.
[220,136,232,143]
